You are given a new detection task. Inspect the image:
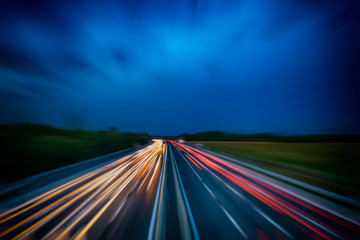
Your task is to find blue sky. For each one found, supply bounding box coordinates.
[0,0,359,135]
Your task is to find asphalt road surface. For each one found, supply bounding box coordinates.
[0,140,359,239]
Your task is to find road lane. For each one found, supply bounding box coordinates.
[0,140,359,239]
[0,140,165,239]
[168,141,360,240]
[169,142,262,239]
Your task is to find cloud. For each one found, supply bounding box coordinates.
[0,0,359,134]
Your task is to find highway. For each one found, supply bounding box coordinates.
[0,140,359,239]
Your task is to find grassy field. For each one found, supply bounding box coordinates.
[189,141,360,196]
[0,124,151,183]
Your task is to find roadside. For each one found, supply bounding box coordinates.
[0,143,152,210]
[0,123,151,183]
[187,141,360,199]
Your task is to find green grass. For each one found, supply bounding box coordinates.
[0,124,151,183]
[189,141,360,195]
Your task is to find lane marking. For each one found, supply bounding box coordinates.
[169,145,193,240]
[147,143,167,240]
[170,144,200,240]
[173,144,247,239]
[219,204,247,239]
[200,148,360,221]
[252,206,294,239]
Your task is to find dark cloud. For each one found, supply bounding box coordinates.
[56,53,96,71]
[0,48,45,75]
[315,6,360,34]
[111,48,132,66]
[0,48,77,88]
[259,15,300,39]
[14,81,55,97]
[0,0,359,135]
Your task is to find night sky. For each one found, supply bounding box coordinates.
[0,0,359,135]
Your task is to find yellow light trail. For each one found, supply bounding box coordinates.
[0,140,165,240]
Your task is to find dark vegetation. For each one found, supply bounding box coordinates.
[180,131,360,142]
[182,131,360,196]
[0,123,151,183]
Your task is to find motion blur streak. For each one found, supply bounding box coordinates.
[0,140,165,239]
[1,140,359,239]
[169,141,360,239]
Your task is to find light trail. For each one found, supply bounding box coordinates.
[0,140,358,240]
[0,140,165,240]
[169,141,360,240]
